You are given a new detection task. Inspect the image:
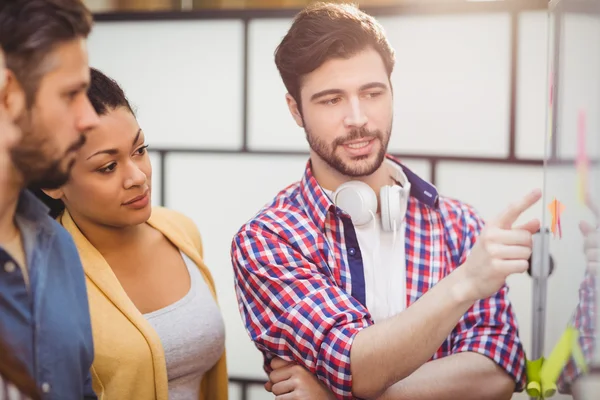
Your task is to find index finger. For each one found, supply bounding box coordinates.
[494,189,542,228]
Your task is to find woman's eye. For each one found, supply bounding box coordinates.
[135,145,149,155]
[98,163,116,174]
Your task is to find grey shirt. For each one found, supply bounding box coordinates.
[144,252,225,400]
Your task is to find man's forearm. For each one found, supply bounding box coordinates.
[350,268,476,398]
[376,352,515,400]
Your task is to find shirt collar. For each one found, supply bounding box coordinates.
[385,154,439,208]
[15,189,53,231]
[299,160,337,230]
[16,189,50,219]
[299,155,439,229]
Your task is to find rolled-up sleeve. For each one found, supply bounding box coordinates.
[451,205,527,391]
[231,223,372,399]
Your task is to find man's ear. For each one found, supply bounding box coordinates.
[1,70,25,122]
[285,93,304,128]
[42,188,64,201]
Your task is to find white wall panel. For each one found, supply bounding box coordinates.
[516,11,550,160]
[436,162,544,223]
[88,20,245,149]
[165,153,310,378]
[380,13,512,157]
[247,19,307,151]
[228,384,240,400]
[557,13,600,160]
[248,386,275,400]
[149,151,162,206]
[396,158,432,183]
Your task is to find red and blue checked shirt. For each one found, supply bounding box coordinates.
[231,155,526,399]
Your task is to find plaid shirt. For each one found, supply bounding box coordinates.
[231,155,526,399]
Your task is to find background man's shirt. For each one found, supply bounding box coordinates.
[0,190,96,400]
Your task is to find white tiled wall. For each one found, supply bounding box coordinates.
[516,11,550,160]
[558,13,600,160]
[87,7,599,399]
[380,13,513,157]
[247,18,303,151]
[88,20,245,149]
[149,151,162,206]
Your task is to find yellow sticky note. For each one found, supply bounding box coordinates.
[539,326,586,397]
[526,358,544,398]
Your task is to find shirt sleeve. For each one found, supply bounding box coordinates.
[231,222,373,399]
[450,205,527,391]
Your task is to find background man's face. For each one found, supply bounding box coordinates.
[10,38,99,188]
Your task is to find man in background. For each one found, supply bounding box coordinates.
[0,0,99,398]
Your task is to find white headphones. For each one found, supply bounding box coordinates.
[331,179,411,232]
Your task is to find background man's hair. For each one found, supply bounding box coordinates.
[274,2,395,109]
[0,0,93,105]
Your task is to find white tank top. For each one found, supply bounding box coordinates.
[144,252,225,400]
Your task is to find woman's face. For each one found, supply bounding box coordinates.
[59,106,152,228]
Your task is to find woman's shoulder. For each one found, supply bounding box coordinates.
[150,207,203,254]
[150,206,198,227]
[150,206,193,225]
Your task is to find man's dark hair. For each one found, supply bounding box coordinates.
[88,67,135,116]
[0,0,93,105]
[274,2,395,111]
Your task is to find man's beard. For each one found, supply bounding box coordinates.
[10,112,86,189]
[306,125,391,177]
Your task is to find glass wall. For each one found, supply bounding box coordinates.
[539,0,600,399]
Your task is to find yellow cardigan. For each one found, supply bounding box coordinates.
[58,207,228,400]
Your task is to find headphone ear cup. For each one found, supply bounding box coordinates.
[381,185,403,232]
[333,181,377,226]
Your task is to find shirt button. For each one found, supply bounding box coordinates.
[4,261,16,273]
[348,247,356,256]
[41,382,51,393]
